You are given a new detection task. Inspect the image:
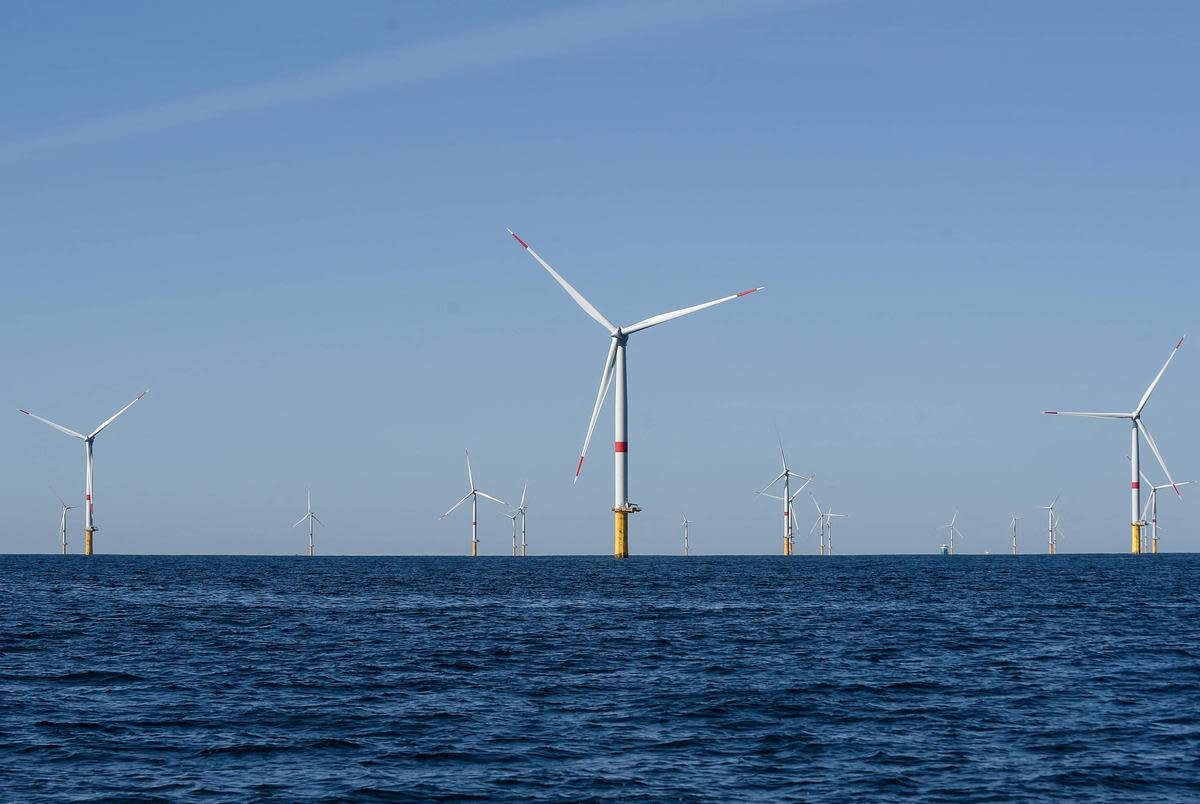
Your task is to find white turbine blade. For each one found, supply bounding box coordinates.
[777,434,788,471]
[1042,411,1129,418]
[809,516,822,535]
[576,339,618,483]
[465,450,475,491]
[756,469,787,496]
[828,513,848,519]
[88,390,149,439]
[623,287,763,335]
[519,482,527,510]
[1137,421,1180,496]
[292,513,309,528]
[310,514,323,526]
[758,492,785,502]
[18,409,86,440]
[1158,480,1196,491]
[1134,335,1185,417]
[440,491,473,519]
[476,491,510,508]
[1141,493,1154,523]
[950,510,958,527]
[789,477,814,501]
[810,493,823,516]
[509,230,616,334]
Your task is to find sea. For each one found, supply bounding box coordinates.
[1,554,1198,802]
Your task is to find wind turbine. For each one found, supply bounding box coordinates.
[18,390,149,556]
[510,229,761,558]
[52,488,74,555]
[1044,336,1185,553]
[681,513,690,557]
[1138,469,1195,555]
[1009,513,1020,555]
[504,508,519,557]
[940,510,963,556]
[516,483,529,557]
[810,493,847,556]
[1040,496,1059,555]
[440,451,508,557]
[292,489,322,556]
[756,440,814,555]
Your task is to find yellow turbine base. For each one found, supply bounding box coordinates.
[784,537,791,556]
[1131,523,1141,555]
[85,529,94,556]
[521,545,526,558]
[1152,536,1158,554]
[614,511,628,558]
[471,540,478,558]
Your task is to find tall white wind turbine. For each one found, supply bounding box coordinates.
[516,483,529,557]
[1009,513,1020,556]
[941,510,963,556]
[1040,496,1059,555]
[52,488,74,555]
[1044,336,1185,553]
[681,513,691,557]
[292,489,322,556]
[18,390,149,556]
[510,229,761,558]
[756,440,814,556]
[440,451,508,557]
[810,493,847,556]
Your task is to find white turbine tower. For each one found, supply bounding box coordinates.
[681,513,691,557]
[504,508,520,557]
[510,229,761,558]
[516,483,529,557]
[440,451,508,557]
[1044,336,1185,553]
[1040,496,1059,555]
[941,510,963,556]
[52,488,74,555]
[1009,513,1020,556]
[292,489,322,556]
[18,390,149,556]
[810,493,847,556]
[1138,469,1195,555]
[756,440,813,556]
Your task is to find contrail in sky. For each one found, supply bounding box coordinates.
[1,0,829,165]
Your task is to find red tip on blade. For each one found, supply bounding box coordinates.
[1177,336,1186,349]
[1044,411,1058,415]
[736,287,760,297]
[1174,484,1183,497]
[510,231,529,249]
[575,456,585,477]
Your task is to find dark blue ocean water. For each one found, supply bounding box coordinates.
[2,554,1198,802]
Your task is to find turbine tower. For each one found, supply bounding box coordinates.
[1040,496,1059,555]
[510,229,761,558]
[810,493,847,556]
[1044,336,1185,553]
[516,483,529,557]
[292,489,322,556]
[18,390,149,556]
[681,513,690,557]
[756,440,813,555]
[1009,513,1020,555]
[52,488,74,555]
[940,510,963,556]
[440,451,508,557]
[505,508,519,557]
[1139,469,1195,555]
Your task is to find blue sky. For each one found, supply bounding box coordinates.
[2,0,1198,555]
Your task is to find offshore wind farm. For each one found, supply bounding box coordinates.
[2,3,1199,803]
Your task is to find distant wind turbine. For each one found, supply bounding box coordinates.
[18,390,149,555]
[1139,469,1195,555]
[810,493,847,556]
[940,510,963,556]
[441,451,508,557]
[1044,335,1185,553]
[510,229,761,558]
[292,489,322,557]
[516,483,529,557]
[1009,513,1020,556]
[681,514,691,557]
[756,439,813,556]
[52,487,74,555]
[1040,496,1059,555]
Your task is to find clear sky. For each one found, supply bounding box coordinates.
[3,0,1198,555]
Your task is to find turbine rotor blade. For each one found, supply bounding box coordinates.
[18,410,86,440]
[89,389,149,439]
[1042,411,1129,418]
[440,491,473,519]
[1137,421,1179,496]
[623,287,763,335]
[1134,335,1185,417]
[756,469,787,496]
[465,450,474,491]
[576,339,618,483]
[292,514,309,528]
[508,230,616,334]
[476,491,510,508]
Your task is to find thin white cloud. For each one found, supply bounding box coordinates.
[1,0,826,165]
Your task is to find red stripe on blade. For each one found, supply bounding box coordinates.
[736,288,759,297]
[511,231,529,249]
[575,456,585,476]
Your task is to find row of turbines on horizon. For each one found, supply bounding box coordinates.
[15,232,1194,557]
